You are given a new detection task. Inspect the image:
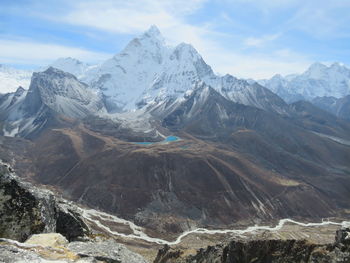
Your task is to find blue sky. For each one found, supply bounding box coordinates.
[0,0,349,79]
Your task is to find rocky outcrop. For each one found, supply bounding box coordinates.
[25,232,69,247]
[56,205,90,242]
[0,233,148,263]
[153,245,183,263]
[0,162,89,242]
[154,228,350,263]
[68,239,148,263]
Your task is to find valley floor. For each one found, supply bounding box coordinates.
[77,205,350,262]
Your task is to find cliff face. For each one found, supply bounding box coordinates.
[0,162,89,242]
[154,228,350,263]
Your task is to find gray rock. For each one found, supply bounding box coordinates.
[0,239,96,262]
[154,228,350,263]
[0,243,44,263]
[68,240,148,263]
[0,236,149,263]
[0,162,90,242]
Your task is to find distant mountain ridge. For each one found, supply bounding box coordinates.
[48,57,92,79]
[312,95,350,121]
[3,27,350,119]
[260,62,350,103]
[1,26,350,138]
[0,65,33,94]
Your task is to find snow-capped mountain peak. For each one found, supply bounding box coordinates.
[142,25,165,43]
[120,25,166,58]
[48,57,90,78]
[1,25,290,117]
[0,65,33,94]
[171,43,200,60]
[271,74,284,80]
[77,25,287,114]
[80,26,171,112]
[52,57,85,66]
[303,62,329,78]
[329,62,350,75]
[1,67,106,137]
[22,67,104,118]
[261,62,350,102]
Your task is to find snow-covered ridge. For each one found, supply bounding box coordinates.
[260,62,350,103]
[27,67,105,118]
[0,58,92,95]
[1,67,106,137]
[0,65,33,94]
[47,57,92,79]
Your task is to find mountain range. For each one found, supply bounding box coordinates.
[260,62,350,101]
[0,26,350,236]
[259,62,350,119]
[49,26,287,115]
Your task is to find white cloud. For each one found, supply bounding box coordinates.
[287,1,350,38]
[0,39,112,66]
[42,0,206,34]
[244,33,280,47]
[227,0,301,8]
[199,45,311,79]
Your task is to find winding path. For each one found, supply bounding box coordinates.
[80,207,350,245]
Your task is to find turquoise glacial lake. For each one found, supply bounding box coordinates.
[134,136,180,145]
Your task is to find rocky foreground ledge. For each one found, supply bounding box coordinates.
[0,233,147,262]
[154,228,350,263]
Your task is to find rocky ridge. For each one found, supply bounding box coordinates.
[312,95,350,121]
[0,160,90,242]
[0,67,106,138]
[154,228,350,263]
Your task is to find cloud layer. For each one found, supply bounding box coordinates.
[0,39,111,66]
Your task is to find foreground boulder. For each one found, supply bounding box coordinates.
[25,233,69,248]
[0,162,89,242]
[154,228,350,263]
[68,239,148,263]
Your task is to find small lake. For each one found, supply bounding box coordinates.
[134,136,180,145]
